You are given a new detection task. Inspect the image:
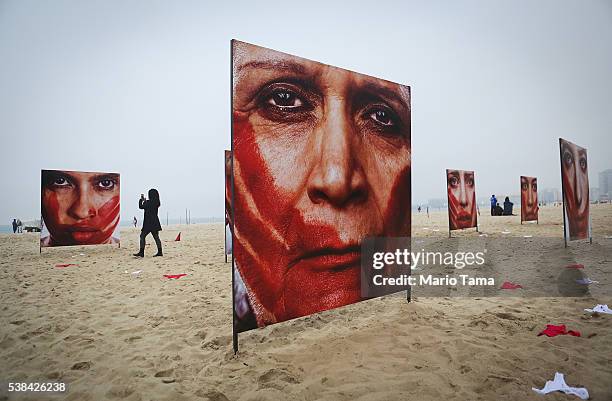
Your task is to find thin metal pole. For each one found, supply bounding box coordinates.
[559,139,568,248]
[231,40,239,355]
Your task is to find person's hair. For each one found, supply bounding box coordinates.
[505,196,510,202]
[148,188,161,206]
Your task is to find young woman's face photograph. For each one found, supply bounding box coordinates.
[560,139,589,239]
[41,170,120,246]
[521,176,538,222]
[231,41,411,327]
[447,170,477,230]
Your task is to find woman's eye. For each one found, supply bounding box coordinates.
[267,90,303,108]
[467,178,474,186]
[449,177,458,187]
[533,183,537,191]
[98,180,115,189]
[579,157,587,170]
[369,109,394,126]
[53,177,69,186]
[564,151,573,165]
[522,183,528,191]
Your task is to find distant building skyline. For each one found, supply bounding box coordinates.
[599,169,612,201]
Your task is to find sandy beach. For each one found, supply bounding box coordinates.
[1,204,611,401]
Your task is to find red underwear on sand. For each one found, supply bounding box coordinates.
[55,264,78,268]
[163,274,187,280]
[538,324,581,337]
[565,264,584,269]
[500,281,522,289]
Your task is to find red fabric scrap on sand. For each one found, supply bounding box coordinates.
[175,232,181,241]
[566,264,584,269]
[164,274,187,280]
[537,324,581,337]
[55,264,78,268]
[500,281,522,289]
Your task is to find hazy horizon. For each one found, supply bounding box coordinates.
[1,0,611,222]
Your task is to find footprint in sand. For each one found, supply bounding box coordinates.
[154,368,174,378]
[71,361,91,370]
[257,368,300,390]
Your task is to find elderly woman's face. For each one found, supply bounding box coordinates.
[521,176,538,222]
[560,140,589,238]
[447,170,477,230]
[231,41,411,325]
[42,170,120,245]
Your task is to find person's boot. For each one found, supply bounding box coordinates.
[133,251,144,257]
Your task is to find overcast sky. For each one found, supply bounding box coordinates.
[1,0,611,222]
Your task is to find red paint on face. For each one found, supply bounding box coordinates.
[560,140,589,239]
[233,117,361,323]
[233,114,410,326]
[231,41,411,329]
[447,170,477,230]
[521,176,538,222]
[42,171,120,246]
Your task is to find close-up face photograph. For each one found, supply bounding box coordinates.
[41,169,120,247]
[559,139,590,240]
[520,176,538,222]
[446,169,477,230]
[3,2,612,400]
[230,40,411,329]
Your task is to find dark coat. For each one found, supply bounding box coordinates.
[503,200,513,216]
[140,198,162,232]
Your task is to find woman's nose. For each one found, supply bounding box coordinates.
[527,187,534,205]
[574,169,584,206]
[68,190,97,220]
[458,183,468,207]
[306,98,367,208]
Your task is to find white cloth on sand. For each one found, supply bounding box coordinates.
[584,304,612,314]
[532,372,589,400]
[575,278,598,285]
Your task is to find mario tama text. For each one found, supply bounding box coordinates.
[373,273,495,287]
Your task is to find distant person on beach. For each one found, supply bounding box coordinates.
[17,219,23,233]
[133,216,137,228]
[490,194,497,216]
[494,202,504,216]
[418,206,421,213]
[133,189,163,257]
[40,170,120,246]
[12,219,17,233]
[503,196,514,216]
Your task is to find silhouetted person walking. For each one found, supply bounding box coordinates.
[133,189,163,257]
[12,219,17,234]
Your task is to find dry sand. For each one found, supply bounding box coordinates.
[1,204,611,401]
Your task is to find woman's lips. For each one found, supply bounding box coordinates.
[290,245,361,272]
[456,211,472,221]
[65,226,99,232]
[71,231,99,242]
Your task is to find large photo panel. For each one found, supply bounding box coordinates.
[559,139,590,240]
[225,150,232,257]
[520,176,538,222]
[41,169,120,247]
[446,169,477,231]
[231,40,411,332]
